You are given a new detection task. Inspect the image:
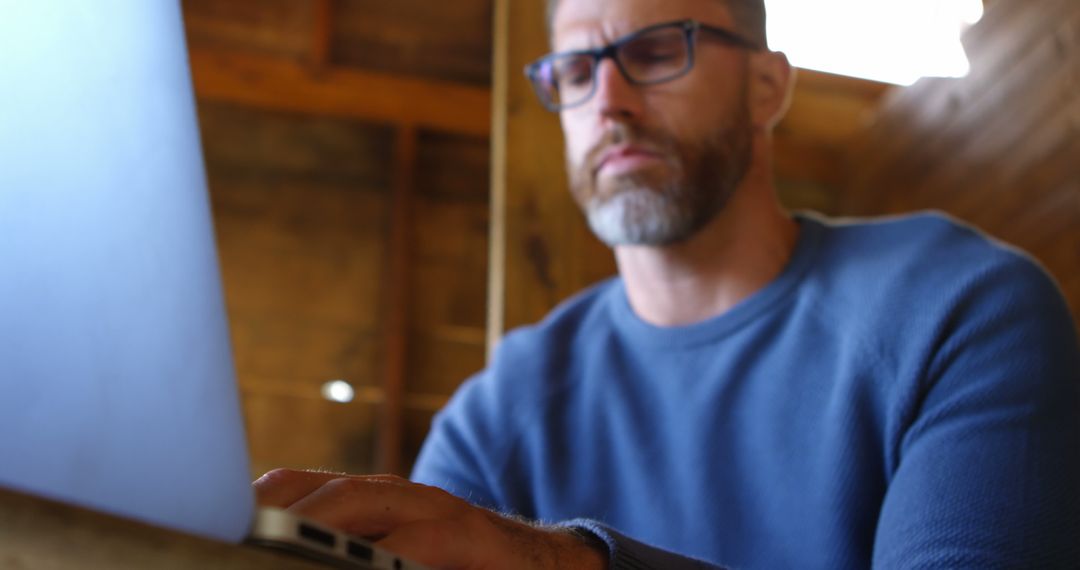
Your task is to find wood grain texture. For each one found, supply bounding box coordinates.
[182,0,315,61]
[198,102,490,474]
[331,0,494,85]
[0,487,325,569]
[190,48,492,137]
[843,0,1080,327]
[490,0,618,336]
[378,127,418,475]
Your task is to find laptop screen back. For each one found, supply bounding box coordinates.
[0,0,254,542]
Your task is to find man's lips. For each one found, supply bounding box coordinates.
[594,145,665,176]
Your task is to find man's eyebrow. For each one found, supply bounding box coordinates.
[552,21,637,51]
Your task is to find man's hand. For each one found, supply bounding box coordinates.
[254,469,608,570]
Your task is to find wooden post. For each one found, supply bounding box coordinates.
[487,0,617,352]
[486,0,509,356]
[309,0,334,69]
[379,126,417,475]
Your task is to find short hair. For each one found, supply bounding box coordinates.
[545,0,768,49]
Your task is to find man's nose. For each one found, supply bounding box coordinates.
[591,58,644,121]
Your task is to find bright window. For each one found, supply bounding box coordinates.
[765,0,985,85]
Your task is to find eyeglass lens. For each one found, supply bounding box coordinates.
[536,24,692,110]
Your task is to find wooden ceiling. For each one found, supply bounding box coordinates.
[183,0,894,200]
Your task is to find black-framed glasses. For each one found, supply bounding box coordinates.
[524,19,761,112]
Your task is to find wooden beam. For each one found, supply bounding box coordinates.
[772,134,846,187]
[188,48,491,137]
[378,126,418,475]
[309,0,334,68]
[794,68,894,101]
[487,0,510,356]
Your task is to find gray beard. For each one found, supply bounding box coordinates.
[579,127,751,248]
[585,180,702,246]
[568,77,754,248]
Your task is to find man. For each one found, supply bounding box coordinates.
[255,0,1080,568]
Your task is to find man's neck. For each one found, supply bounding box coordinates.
[614,174,799,328]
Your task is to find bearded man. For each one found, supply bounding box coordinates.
[255,0,1080,568]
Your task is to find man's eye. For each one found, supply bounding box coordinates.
[623,38,683,65]
[632,49,680,64]
[556,60,592,87]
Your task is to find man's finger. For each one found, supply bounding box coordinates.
[285,477,462,538]
[253,468,355,508]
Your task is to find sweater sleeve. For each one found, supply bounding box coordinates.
[412,377,730,570]
[872,257,1080,567]
[560,520,727,570]
[410,371,505,511]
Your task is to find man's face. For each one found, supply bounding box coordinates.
[553,0,756,247]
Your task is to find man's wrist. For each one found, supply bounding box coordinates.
[552,526,609,570]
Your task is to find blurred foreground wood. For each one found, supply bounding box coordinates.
[0,486,324,569]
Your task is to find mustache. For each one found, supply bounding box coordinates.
[585,123,673,174]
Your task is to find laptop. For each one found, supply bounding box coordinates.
[0,2,428,568]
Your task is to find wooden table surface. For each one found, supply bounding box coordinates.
[0,485,328,569]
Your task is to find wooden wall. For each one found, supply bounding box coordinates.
[183,0,492,477]
[842,0,1080,327]
[182,0,897,478]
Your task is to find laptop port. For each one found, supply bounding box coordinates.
[347,540,374,561]
[298,523,336,548]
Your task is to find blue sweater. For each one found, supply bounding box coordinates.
[412,213,1080,569]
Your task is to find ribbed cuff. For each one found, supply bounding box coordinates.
[557,519,727,570]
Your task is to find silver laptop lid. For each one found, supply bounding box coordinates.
[0,0,254,542]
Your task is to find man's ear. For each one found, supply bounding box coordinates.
[748,50,795,130]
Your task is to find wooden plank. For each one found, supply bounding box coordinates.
[848,0,1039,180]
[197,100,395,185]
[971,123,1080,232]
[781,83,880,146]
[840,0,1080,331]
[793,68,893,101]
[244,389,379,477]
[330,0,493,86]
[904,28,1078,209]
[776,178,843,215]
[846,77,956,197]
[772,133,845,187]
[409,329,488,395]
[788,68,893,143]
[962,0,1071,74]
[845,0,1063,184]
[229,314,381,392]
[378,127,418,475]
[487,0,510,353]
[992,179,1080,255]
[189,48,492,137]
[0,487,326,570]
[211,179,387,328]
[848,0,1076,199]
[403,409,440,475]
[775,69,888,189]
[410,199,490,331]
[847,0,1056,191]
[309,0,334,67]
[491,0,618,336]
[416,131,491,203]
[182,0,314,61]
